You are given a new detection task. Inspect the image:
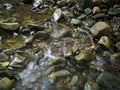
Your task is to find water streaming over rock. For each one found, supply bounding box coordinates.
[17,23,70,90]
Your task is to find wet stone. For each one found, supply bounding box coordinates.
[45,66,55,75]
[70,18,81,25]
[98,36,111,48]
[48,57,66,65]
[84,8,92,15]
[84,81,99,90]
[68,75,78,86]
[0,38,24,50]
[115,41,120,51]
[36,29,51,39]
[92,13,106,19]
[0,23,20,30]
[0,77,14,90]
[50,70,71,78]
[96,72,120,90]
[53,9,63,22]
[29,22,45,30]
[90,22,111,37]
[10,54,27,66]
[63,11,74,19]
[110,53,120,65]
[92,6,101,14]
[0,53,9,62]
[108,8,120,16]
[75,49,96,66]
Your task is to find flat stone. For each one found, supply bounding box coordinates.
[0,23,20,30]
[108,8,120,16]
[90,22,111,37]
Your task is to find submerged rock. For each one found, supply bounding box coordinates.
[96,72,120,90]
[110,53,120,66]
[0,53,9,62]
[90,22,111,37]
[0,38,24,50]
[84,81,99,90]
[0,77,14,90]
[108,8,120,16]
[0,23,20,30]
[75,49,96,66]
[115,41,120,51]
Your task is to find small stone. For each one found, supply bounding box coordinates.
[92,6,101,14]
[115,41,120,51]
[69,75,78,86]
[51,70,70,78]
[84,81,99,90]
[98,36,111,48]
[0,77,14,90]
[90,22,111,37]
[110,53,120,66]
[75,49,96,66]
[53,9,63,22]
[0,23,20,30]
[84,8,92,15]
[63,11,74,19]
[97,72,120,90]
[0,53,9,62]
[70,18,81,25]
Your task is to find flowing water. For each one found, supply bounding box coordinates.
[17,23,72,90]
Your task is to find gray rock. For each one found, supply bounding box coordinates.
[108,8,120,16]
[110,53,120,65]
[51,70,71,78]
[63,11,74,19]
[0,23,20,30]
[0,77,14,90]
[90,22,111,37]
[98,36,111,48]
[57,0,67,6]
[36,29,51,39]
[69,75,78,86]
[75,49,96,66]
[48,57,66,65]
[84,8,92,15]
[0,53,9,62]
[29,22,45,30]
[92,13,106,19]
[115,41,120,51]
[96,72,120,90]
[53,9,63,22]
[84,81,99,90]
[70,18,81,25]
